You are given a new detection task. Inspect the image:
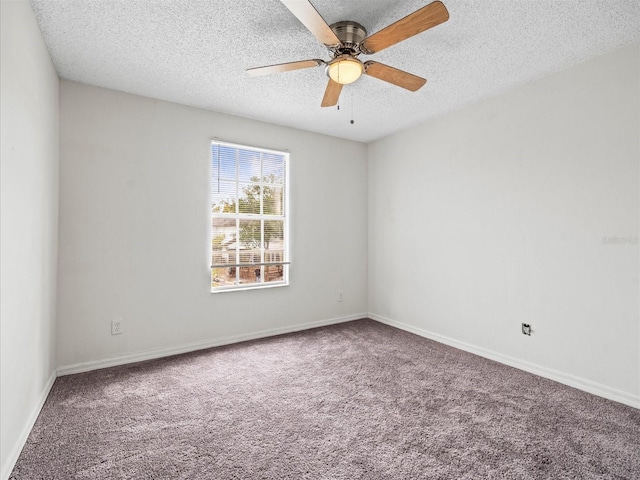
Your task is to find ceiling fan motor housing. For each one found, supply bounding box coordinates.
[329,21,367,56]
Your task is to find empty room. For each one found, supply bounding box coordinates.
[1,0,638,478]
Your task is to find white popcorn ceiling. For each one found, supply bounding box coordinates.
[31,0,639,143]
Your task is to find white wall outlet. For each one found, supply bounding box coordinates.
[337,291,344,302]
[111,319,123,335]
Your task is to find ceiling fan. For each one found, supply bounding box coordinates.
[247,0,449,107]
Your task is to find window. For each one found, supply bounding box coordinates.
[210,141,289,291]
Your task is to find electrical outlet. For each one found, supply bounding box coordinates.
[111,319,123,335]
[337,291,344,302]
[522,323,531,336]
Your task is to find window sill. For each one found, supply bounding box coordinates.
[210,281,289,294]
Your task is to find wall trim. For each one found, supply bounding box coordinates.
[369,313,640,409]
[2,370,57,480]
[57,313,366,376]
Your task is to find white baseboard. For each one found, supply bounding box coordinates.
[57,313,366,377]
[2,370,57,480]
[369,313,640,409]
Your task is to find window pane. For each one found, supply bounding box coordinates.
[263,184,283,216]
[263,154,284,184]
[239,219,261,250]
[238,266,260,285]
[211,145,236,181]
[264,216,285,285]
[264,220,284,258]
[238,149,261,183]
[264,264,285,284]
[211,181,236,213]
[212,267,237,288]
[211,218,236,263]
[238,183,260,214]
[238,249,260,264]
[211,215,238,288]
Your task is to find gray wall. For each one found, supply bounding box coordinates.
[56,81,369,370]
[368,43,639,406]
[0,1,59,476]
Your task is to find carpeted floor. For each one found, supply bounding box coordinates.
[10,319,640,479]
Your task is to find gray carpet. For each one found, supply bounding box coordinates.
[10,319,640,479]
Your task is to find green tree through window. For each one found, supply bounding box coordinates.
[238,176,284,250]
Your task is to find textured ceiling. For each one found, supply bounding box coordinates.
[31,0,639,143]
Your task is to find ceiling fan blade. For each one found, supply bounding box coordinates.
[280,0,342,47]
[364,61,426,91]
[360,1,449,54]
[321,79,343,107]
[247,59,324,76]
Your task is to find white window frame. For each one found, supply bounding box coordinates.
[210,140,290,293]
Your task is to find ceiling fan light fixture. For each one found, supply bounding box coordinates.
[327,56,363,85]
[248,0,450,107]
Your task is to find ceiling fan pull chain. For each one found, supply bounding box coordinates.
[350,92,355,125]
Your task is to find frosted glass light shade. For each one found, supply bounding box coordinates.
[327,57,364,85]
